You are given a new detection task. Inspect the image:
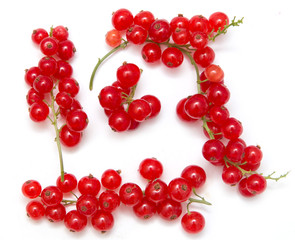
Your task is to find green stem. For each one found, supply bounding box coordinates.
[89,39,129,91]
[263,171,290,182]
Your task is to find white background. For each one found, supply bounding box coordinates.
[1,0,294,239]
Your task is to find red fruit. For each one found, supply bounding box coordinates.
[238,178,255,197]
[161,47,184,68]
[209,12,229,32]
[52,25,69,41]
[59,125,82,147]
[105,29,122,47]
[57,40,75,61]
[139,158,163,180]
[31,28,49,44]
[242,145,263,165]
[112,8,134,31]
[56,173,77,193]
[221,117,243,140]
[149,19,171,43]
[64,210,87,232]
[170,14,189,31]
[157,198,182,221]
[207,83,230,106]
[108,110,132,132]
[54,60,73,79]
[91,210,114,232]
[145,179,168,203]
[45,204,66,222]
[189,15,210,33]
[40,37,58,56]
[222,165,243,185]
[189,31,208,49]
[78,174,101,196]
[141,42,162,63]
[246,174,267,195]
[98,190,120,212]
[181,165,206,189]
[26,88,44,105]
[66,109,88,132]
[128,99,152,122]
[181,211,205,234]
[126,24,148,45]
[184,94,209,119]
[133,197,157,219]
[76,194,99,217]
[26,200,45,220]
[202,139,225,165]
[99,85,123,111]
[29,101,49,122]
[117,62,141,88]
[101,169,122,190]
[134,10,155,30]
[193,46,215,68]
[119,182,143,206]
[172,27,189,45]
[40,186,63,206]
[33,75,54,94]
[25,66,41,86]
[168,177,192,203]
[58,77,80,97]
[176,98,198,122]
[22,180,42,199]
[141,95,161,118]
[205,64,224,83]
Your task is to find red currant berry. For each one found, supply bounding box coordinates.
[56,92,73,109]
[91,210,114,232]
[221,117,243,140]
[240,161,261,172]
[207,83,230,106]
[76,194,99,216]
[145,179,168,203]
[172,27,189,45]
[54,60,73,79]
[168,177,192,203]
[25,66,41,86]
[181,165,206,189]
[203,121,223,140]
[170,14,189,31]
[238,178,255,197]
[141,42,162,63]
[101,169,122,190]
[33,75,54,94]
[157,198,182,221]
[26,88,44,105]
[126,25,148,45]
[133,197,157,219]
[112,8,134,31]
[56,173,77,193]
[184,94,209,119]
[40,186,63,206]
[59,124,82,147]
[119,182,143,206]
[40,37,58,56]
[139,158,163,180]
[162,47,184,68]
[141,95,161,118]
[38,56,57,76]
[193,46,215,68]
[108,109,132,132]
[99,85,123,111]
[181,211,205,234]
[189,31,208,49]
[209,12,229,32]
[98,190,120,212]
[246,174,267,195]
[176,98,198,122]
[52,25,69,41]
[134,10,155,30]
[209,105,229,125]
[58,77,79,97]
[22,180,42,199]
[149,19,171,43]
[78,174,101,196]
[45,203,66,222]
[31,28,49,44]
[205,64,224,83]
[105,29,122,48]
[64,210,87,232]
[189,15,210,33]
[222,165,243,185]
[128,99,152,122]
[243,145,263,165]
[57,40,76,61]
[29,101,49,122]
[60,98,82,118]
[117,62,141,89]
[202,139,225,165]
[66,109,88,132]
[225,139,245,163]
[26,200,45,220]
[199,70,212,93]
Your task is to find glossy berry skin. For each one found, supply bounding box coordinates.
[145,179,168,203]
[203,121,223,140]
[33,75,54,94]
[181,165,206,189]
[45,203,66,222]
[221,117,243,140]
[64,210,88,232]
[101,169,122,190]
[141,95,161,118]
[40,37,58,56]
[225,139,245,163]
[172,28,189,45]
[222,166,243,185]
[99,86,122,111]
[189,31,208,49]
[133,197,157,219]
[66,109,88,132]
[141,43,162,63]
[170,15,189,31]
[98,190,120,212]
[91,210,114,232]
[119,182,143,206]
[205,64,224,83]
[193,46,215,68]
[243,145,263,165]
[56,173,77,193]
[139,158,163,180]
[78,175,101,196]
[184,94,209,119]
[207,83,230,106]
[60,99,82,118]
[31,28,49,44]
[22,180,42,199]
[105,29,122,47]
[108,110,131,132]
[58,77,79,97]
[76,194,99,217]
[189,15,210,33]
[54,60,73,79]
[134,10,155,30]
[56,92,73,109]
[26,200,45,220]
[38,56,57,76]
[149,19,171,43]
[161,47,184,68]
[246,174,267,195]
[52,25,68,41]
[176,98,198,122]
[126,25,148,45]
[40,186,63,206]
[202,139,225,165]
[209,12,229,32]
[25,66,41,86]
[57,40,75,61]
[117,63,141,89]
[59,125,82,147]
[157,198,182,221]
[29,101,49,122]
[128,99,152,122]
[181,211,205,234]
[168,177,192,203]
[238,178,255,197]
[209,105,229,125]
[112,8,133,31]
[26,88,44,105]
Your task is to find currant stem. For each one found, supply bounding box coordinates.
[89,39,129,91]
[263,171,290,182]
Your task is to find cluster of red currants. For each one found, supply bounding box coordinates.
[25,26,88,147]
[98,62,161,132]
[22,158,209,234]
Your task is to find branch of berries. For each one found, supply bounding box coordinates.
[25,25,89,181]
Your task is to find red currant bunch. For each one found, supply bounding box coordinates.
[98,62,161,132]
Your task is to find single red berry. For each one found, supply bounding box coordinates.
[40,37,58,56]
[203,121,223,140]
[126,24,148,45]
[242,145,263,165]
[209,105,229,125]
[56,92,73,109]
[26,88,44,105]
[221,117,243,140]
[181,165,206,189]
[128,99,152,122]
[52,25,69,41]
[193,46,215,68]
[33,75,54,94]
[145,179,168,203]
[31,28,49,44]
[45,203,66,222]
[78,174,101,196]
[56,173,77,193]
[246,174,267,195]
[101,169,122,190]
[112,8,134,31]
[189,15,210,33]
[238,178,255,197]
[66,109,88,132]
[119,182,143,206]
[29,101,50,122]
[108,110,132,132]
[184,94,209,119]
[170,14,189,31]
[58,77,79,97]
[222,165,243,185]
[209,12,229,32]
[141,95,161,118]
[38,56,57,76]
[172,27,189,45]
[176,98,198,122]
[199,70,212,93]
[60,99,82,118]
[59,124,82,147]
[91,210,114,232]
[139,158,163,180]
[98,190,121,212]
[64,210,88,232]
[168,177,192,203]
[54,60,73,79]
[22,180,42,199]
[40,186,63,206]
[149,19,171,43]
[134,10,155,30]
[57,40,76,61]
[157,198,182,221]
[161,47,184,68]
[76,194,99,217]
[105,29,122,47]
[207,83,230,106]
[141,43,162,63]
[189,31,208,49]
[117,62,141,88]
[99,85,123,111]
[181,211,205,234]
[202,139,225,165]
[204,64,224,83]
[26,200,45,220]
[25,66,41,86]
[133,197,157,219]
